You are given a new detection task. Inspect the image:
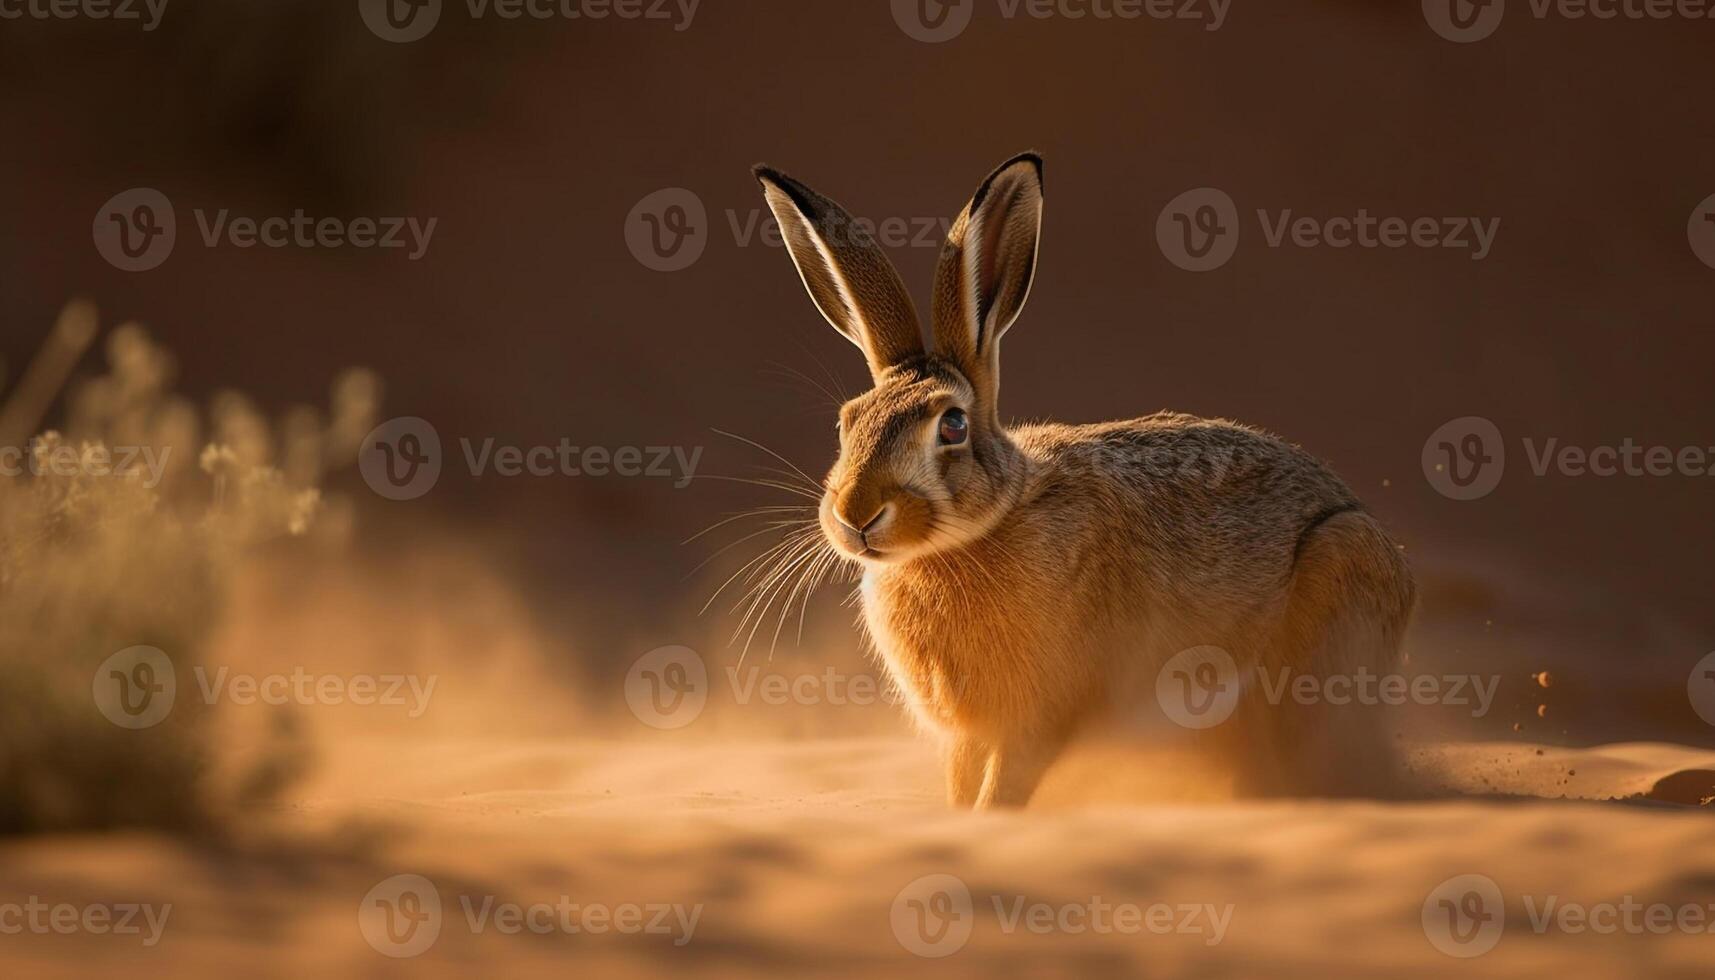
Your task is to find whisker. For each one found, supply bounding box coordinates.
[769,539,833,658]
[729,528,821,617]
[749,464,824,495]
[761,361,843,410]
[700,526,820,616]
[798,345,852,404]
[796,546,844,645]
[710,427,822,491]
[686,474,821,501]
[682,504,814,545]
[682,416,856,657]
[686,517,817,579]
[733,536,824,664]
[779,338,855,405]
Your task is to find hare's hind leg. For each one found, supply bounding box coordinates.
[1237,509,1417,798]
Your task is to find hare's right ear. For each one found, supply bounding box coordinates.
[753,166,925,380]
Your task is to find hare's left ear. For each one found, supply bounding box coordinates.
[931,152,1043,394]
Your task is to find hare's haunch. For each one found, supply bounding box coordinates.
[753,154,1415,808]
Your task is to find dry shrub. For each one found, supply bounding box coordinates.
[0,301,376,835]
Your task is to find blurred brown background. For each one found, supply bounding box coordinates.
[2,0,1711,738]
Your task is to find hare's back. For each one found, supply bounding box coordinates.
[1013,412,1361,585]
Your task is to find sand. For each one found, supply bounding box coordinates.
[3,731,1714,979]
[6,555,1714,979]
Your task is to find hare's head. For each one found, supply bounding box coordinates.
[753,153,1044,565]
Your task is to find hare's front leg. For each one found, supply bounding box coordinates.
[972,740,1059,810]
[944,735,988,808]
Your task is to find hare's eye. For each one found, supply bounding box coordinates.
[937,408,969,447]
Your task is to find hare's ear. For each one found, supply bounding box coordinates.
[753,165,925,380]
[931,153,1043,388]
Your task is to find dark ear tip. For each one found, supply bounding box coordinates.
[971,151,1044,210]
[1002,151,1044,187]
[750,164,825,217]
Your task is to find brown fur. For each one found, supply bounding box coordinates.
[753,155,1416,808]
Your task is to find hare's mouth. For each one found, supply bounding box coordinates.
[827,534,891,563]
[825,529,912,565]
[841,535,946,567]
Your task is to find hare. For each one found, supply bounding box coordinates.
[752,153,1416,809]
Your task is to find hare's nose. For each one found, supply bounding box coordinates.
[832,501,892,549]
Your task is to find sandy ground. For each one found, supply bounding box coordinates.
[4,554,1713,978]
[3,732,1714,979]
